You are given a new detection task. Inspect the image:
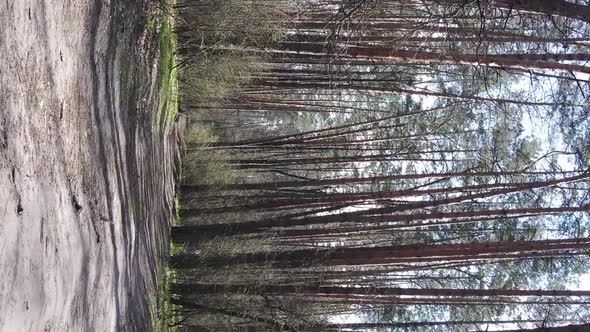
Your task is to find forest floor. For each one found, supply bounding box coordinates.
[0,0,182,331]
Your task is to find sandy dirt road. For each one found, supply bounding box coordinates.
[0,0,181,330]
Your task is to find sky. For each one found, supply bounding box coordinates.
[324,70,590,327]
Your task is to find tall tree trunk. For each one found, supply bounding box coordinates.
[494,322,590,332]
[170,237,590,268]
[494,0,590,24]
[170,283,590,298]
[278,42,590,74]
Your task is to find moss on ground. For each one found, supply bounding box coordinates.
[149,258,181,332]
[148,2,181,331]
[155,1,179,131]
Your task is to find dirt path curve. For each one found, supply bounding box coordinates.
[0,0,181,331]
